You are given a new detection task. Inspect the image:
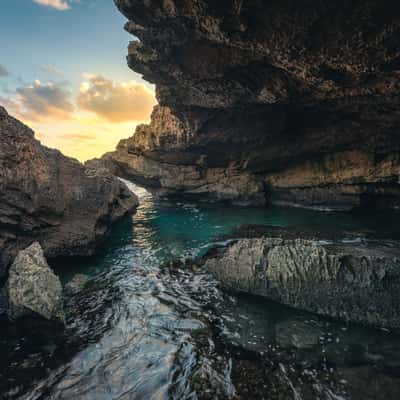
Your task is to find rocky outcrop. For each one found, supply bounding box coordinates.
[203,237,400,329]
[0,107,139,277]
[108,0,400,209]
[7,242,64,323]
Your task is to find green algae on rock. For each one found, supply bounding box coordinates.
[204,236,400,329]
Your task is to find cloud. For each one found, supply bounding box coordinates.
[33,0,70,11]
[77,74,156,123]
[0,64,10,77]
[1,73,157,162]
[41,64,64,78]
[61,132,96,141]
[0,96,19,114]
[5,80,74,122]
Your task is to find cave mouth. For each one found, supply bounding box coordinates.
[109,0,400,210]
[105,95,400,211]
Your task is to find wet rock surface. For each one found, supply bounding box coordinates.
[7,242,65,323]
[162,261,400,400]
[107,0,400,209]
[0,107,139,277]
[203,235,400,329]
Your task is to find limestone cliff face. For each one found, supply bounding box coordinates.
[0,107,139,277]
[110,0,400,209]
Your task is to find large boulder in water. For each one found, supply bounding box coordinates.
[7,242,65,323]
[204,237,400,329]
[0,106,139,277]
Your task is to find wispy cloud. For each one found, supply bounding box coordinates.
[41,64,64,78]
[5,80,74,122]
[32,0,71,11]
[1,74,156,161]
[77,74,156,123]
[0,64,10,77]
[61,132,96,141]
[0,96,19,113]
[1,75,155,125]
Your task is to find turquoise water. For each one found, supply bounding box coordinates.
[58,184,400,281]
[2,183,400,400]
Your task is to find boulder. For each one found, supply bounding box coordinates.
[204,237,400,329]
[7,242,65,323]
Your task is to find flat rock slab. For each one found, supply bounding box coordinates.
[204,237,400,329]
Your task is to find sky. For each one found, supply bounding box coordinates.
[0,0,156,161]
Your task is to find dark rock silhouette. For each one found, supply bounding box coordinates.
[108,0,400,209]
[0,107,138,277]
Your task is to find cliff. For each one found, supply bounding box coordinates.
[108,0,400,209]
[0,107,138,277]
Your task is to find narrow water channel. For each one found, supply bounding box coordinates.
[1,183,400,400]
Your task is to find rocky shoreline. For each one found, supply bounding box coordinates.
[0,106,139,280]
[0,106,139,323]
[161,244,400,400]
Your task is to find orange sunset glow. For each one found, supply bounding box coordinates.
[3,74,156,161]
[0,0,157,162]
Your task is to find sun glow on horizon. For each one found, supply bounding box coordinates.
[31,113,147,162]
[0,0,157,162]
[4,74,157,162]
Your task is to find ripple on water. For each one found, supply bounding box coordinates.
[2,182,400,399]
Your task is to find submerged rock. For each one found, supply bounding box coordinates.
[275,319,322,350]
[203,237,400,329]
[0,107,139,277]
[108,0,400,209]
[7,242,65,323]
[64,273,90,295]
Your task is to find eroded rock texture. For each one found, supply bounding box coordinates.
[0,107,139,277]
[110,0,400,208]
[7,242,65,323]
[204,237,400,329]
